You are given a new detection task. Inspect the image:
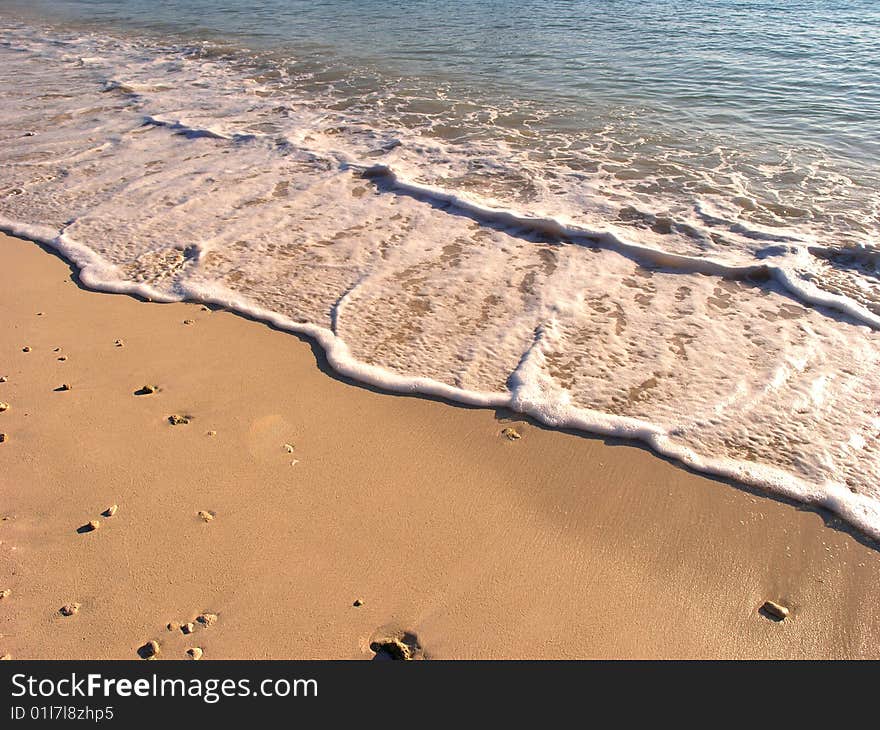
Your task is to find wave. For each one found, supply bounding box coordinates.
[359,164,880,331]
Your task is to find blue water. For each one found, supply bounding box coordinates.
[6,0,880,160]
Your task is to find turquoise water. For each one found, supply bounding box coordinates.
[2,1,880,537]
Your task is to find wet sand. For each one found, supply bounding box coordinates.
[1,231,879,659]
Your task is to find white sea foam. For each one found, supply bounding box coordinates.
[2,21,880,540]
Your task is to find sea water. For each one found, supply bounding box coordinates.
[0,1,878,536]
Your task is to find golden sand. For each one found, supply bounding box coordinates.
[1,232,879,659]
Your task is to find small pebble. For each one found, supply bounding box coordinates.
[22,346,31,352]
[0,434,6,444]
[197,510,215,522]
[58,356,68,361]
[353,598,364,607]
[196,613,218,627]
[762,600,790,621]
[181,622,195,635]
[85,520,100,532]
[166,622,179,632]
[37,312,44,316]
[186,647,203,660]
[140,384,158,394]
[58,383,72,391]
[0,376,7,382]
[139,640,160,659]
[115,339,124,347]
[168,414,190,425]
[53,347,60,352]
[501,427,521,441]
[283,443,294,453]
[183,319,194,325]
[207,430,217,437]
[59,603,80,617]
[0,402,8,412]
[102,504,118,518]
[0,589,10,600]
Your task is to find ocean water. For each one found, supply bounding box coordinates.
[1,1,879,536]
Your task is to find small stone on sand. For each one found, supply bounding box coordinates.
[166,622,179,632]
[102,504,118,518]
[501,427,521,441]
[183,319,194,325]
[140,384,158,394]
[196,613,218,627]
[197,510,215,522]
[168,414,190,425]
[207,430,217,437]
[58,383,72,391]
[0,402,8,412]
[762,600,790,621]
[0,376,7,383]
[22,346,31,352]
[0,589,10,600]
[115,339,124,347]
[85,520,100,532]
[139,640,160,659]
[353,598,364,607]
[0,434,6,444]
[181,622,195,635]
[59,603,80,617]
[284,443,294,453]
[186,647,203,660]
[58,356,68,361]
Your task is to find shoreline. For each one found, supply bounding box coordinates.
[2,230,879,659]
[3,217,876,545]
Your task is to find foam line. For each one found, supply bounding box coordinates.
[360,163,880,330]
[0,216,180,303]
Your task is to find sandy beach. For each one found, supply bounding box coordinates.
[1,230,879,660]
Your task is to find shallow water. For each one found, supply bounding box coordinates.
[0,1,879,536]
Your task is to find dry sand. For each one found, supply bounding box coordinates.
[1,231,879,659]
